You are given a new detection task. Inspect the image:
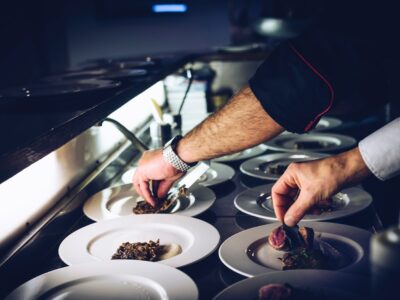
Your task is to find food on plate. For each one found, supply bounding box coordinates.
[133,186,188,214]
[133,198,175,214]
[256,191,335,216]
[279,248,326,270]
[268,225,314,251]
[258,283,326,300]
[298,226,314,249]
[307,198,335,215]
[259,283,292,300]
[293,141,330,149]
[260,162,289,175]
[111,239,182,261]
[268,225,348,270]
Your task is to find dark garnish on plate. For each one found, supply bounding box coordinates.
[280,248,327,270]
[260,162,288,175]
[293,141,330,149]
[133,186,188,214]
[133,198,175,214]
[268,225,348,270]
[111,239,162,261]
[259,283,327,300]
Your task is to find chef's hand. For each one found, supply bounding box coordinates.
[271,147,371,227]
[133,149,184,206]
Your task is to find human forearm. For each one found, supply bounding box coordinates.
[333,147,372,189]
[176,85,284,163]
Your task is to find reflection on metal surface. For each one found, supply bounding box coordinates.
[0,82,164,250]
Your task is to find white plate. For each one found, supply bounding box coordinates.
[264,133,356,153]
[83,183,216,221]
[121,167,137,184]
[59,214,220,268]
[121,163,235,187]
[314,117,343,132]
[196,162,235,187]
[6,261,198,300]
[212,144,267,163]
[219,222,370,277]
[234,184,372,222]
[213,270,365,300]
[240,152,329,181]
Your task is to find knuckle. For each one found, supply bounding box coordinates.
[271,184,279,194]
[288,162,299,171]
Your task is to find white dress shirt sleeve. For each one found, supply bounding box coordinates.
[359,117,400,181]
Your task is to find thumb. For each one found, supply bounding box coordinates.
[283,190,316,227]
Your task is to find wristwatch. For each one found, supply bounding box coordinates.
[163,135,195,172]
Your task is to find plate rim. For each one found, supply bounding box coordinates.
[213,269,365,300]
[198,162,235,187]
[239,152,329,180]
[59,214,220,268]
[218,221,371,277]
[6,261,198,300]
[120,162,235,187]
[212,144,267,162]
[83,183,216,221]
[264,133,356,153]
[234,184,373,222]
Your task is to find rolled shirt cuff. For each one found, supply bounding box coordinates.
[359,118,400,181]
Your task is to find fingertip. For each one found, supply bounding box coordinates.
[147,197,156,207]
[284,215,298,227]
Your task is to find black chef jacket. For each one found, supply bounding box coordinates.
[249,1,399,133]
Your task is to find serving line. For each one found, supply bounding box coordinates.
[0,114,383,300]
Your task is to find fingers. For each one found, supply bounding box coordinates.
[272,162,315,226]
[139,178,156,207]
[271,172,299,223]
[157,179,176,198]
[284,190,316,226]
[133,171,156,207]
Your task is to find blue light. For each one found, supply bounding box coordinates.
[152,4,187,13]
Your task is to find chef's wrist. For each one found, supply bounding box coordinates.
[175,137,198,165]
[161,151,184,176]
[162,135,197,172]
[336,147,371,188]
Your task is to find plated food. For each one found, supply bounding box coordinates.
[83,183,216,221]
[268,225,348,270]
[132,186,188,214]
[212,144,267,163]
[213,270,365,300]
[59,214,220,268]
[240,153,329,181]
[264,133,356,153]
[234,184,372,222]
[218,222,370,277]
[111,239,182,261]
[6,261,198,300]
